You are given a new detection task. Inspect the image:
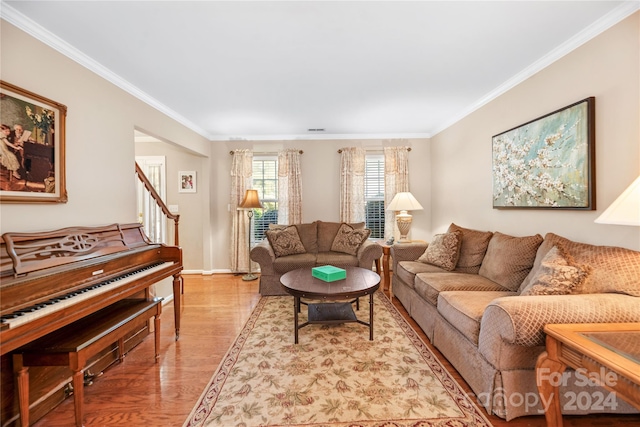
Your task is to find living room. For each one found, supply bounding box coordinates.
[1,1,639,426]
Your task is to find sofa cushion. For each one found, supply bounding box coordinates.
[272,253,317,273]
[519,233,640,297]
[414,272,512,306]
[316,221,365,252]
[417,230,462,271]
[479,232,543,291]
[316,251,360,268]
[448,223,493,274]
[438,291,515,345]
[396,261,446,290]
[520,245,591,296]
[265,225,307,257]
[330,223,371,255]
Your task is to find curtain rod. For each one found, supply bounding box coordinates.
[337,147,411,153]
[229,150,303,155]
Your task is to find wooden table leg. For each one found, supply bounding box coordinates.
[536,336,567,427]
[294,296,299,344]
[382,247,391,300]
[369,292,374,341]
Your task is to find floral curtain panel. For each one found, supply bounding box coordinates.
[230,149,253,273]
[384,145,410,240]
[339,147,366,223]
[278,149,303,225]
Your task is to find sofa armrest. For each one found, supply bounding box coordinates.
[390,242,428,273]
[250,239,276,275]
[480,293,640,348]
[357,239,383,269]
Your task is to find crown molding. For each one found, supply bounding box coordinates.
[430,0,640,137]
[212,132,431,142]
[0,2,213,140]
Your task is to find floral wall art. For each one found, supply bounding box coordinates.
[492,97,595,209]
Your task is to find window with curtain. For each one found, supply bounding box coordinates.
[252,156,278,243]
[364,153,385,239]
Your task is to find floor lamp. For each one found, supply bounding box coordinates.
[238,189,263,281]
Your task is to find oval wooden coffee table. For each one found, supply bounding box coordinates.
[280,267,381,344]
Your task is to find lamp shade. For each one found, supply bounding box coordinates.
[239,189,264,210]
[594,176,640,226]
[387,192,423,211]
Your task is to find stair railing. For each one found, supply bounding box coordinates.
[135,162,180,246]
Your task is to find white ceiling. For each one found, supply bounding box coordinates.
[2,1,638,141]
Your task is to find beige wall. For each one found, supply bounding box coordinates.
[2,11,639,277]
[209,138,430,272]
[429,12,640,250]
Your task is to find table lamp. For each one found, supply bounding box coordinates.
[594,176,640,226]
[387,192,423,243]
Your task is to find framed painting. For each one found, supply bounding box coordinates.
[0,81,67,203]
[492,97,595,209]
[179,171,196,193]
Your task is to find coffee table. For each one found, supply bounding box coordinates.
[280,267,380,344]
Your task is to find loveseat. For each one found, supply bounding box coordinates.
[391,223,640,420]
[251,221,383,296]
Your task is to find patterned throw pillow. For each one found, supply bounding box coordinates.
[520,245,591,296]
[330,223,371,255]
[265,226,307,257]
[417,230,462,271]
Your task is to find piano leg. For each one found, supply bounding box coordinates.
[173,273,182,340]
[12,355,29,427]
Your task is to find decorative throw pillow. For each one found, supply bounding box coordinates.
[447,223,493,274]
[330,223,371,255]
[417,230,462,271]
[520,245,591,296]
[478,232,543,291]
[265,226,307,257]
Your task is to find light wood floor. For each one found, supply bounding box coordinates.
[33,274,639,426]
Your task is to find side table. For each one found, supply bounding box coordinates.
[376,240,427,301]
[536,322,640,427]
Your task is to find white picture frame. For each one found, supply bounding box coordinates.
[178,171,196,193]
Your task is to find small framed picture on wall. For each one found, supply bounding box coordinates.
[178,171,196,193]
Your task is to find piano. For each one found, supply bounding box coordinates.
[0,223,182,425]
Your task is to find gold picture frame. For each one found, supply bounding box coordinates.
[0,81,67,203]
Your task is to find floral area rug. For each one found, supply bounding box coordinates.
[184,292,492,427]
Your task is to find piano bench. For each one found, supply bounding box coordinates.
[12,298,163,427]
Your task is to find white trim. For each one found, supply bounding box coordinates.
[431,1,640,137]
[181,269,233,275]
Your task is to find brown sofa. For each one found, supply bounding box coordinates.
[251,221,383,296]
[391,223,640,420]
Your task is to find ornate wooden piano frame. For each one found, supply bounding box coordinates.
[0,223,183,426]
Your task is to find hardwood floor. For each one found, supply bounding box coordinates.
[33,274,639,426]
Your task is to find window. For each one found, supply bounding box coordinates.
[364,154,385,239]
[252,156,278,243]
